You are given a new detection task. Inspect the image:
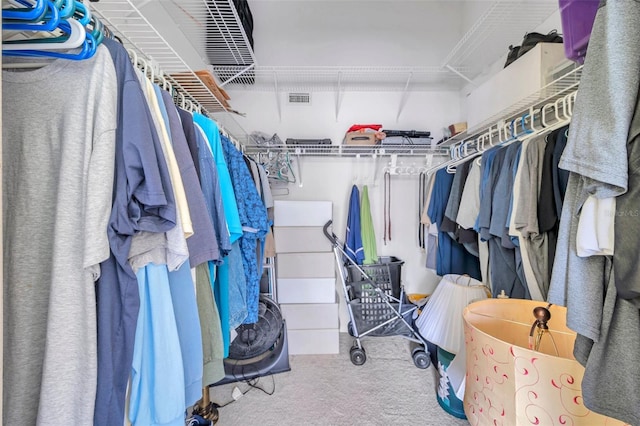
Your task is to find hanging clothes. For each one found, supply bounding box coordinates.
[130,69,189,273]
[3,45,118,426]
[443,160,478,256]
[158,88,220,267]
[192,114,240,355]
[360,185,378,264]
[510,136,549,300]
[427,168,481,279]
[420,173,438,271]
[221,134,269,324]
[193,122,232,258]
[195,263,225,386]
[548,1,640,423]
[94,38,178,426]
[129,264,185,426]
[345,185,365,265]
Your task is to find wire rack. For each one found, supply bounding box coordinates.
[440,63,582,147]
[443,0,560,79]
[242,143,451,158]
[158,0,255,67]
[211,65,470,92]
[91,0,249,142]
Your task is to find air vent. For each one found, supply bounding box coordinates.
[288,92,311,105]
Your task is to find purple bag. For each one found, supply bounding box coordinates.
[559,0,601,64]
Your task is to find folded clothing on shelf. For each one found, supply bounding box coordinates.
[285,138,332,145]
[381,129,431,138]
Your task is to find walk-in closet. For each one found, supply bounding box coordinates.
[2,0,638,425]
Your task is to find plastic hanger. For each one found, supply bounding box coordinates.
[2,16,86,50]
[3,30,96,60]
[3,0,59,32]
[2,0,46,21]
[57,0,75,19]
[87,14,103,45]
[72,1,91,27]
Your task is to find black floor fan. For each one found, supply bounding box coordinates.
[217,294,291,385]
[191,294,290,424]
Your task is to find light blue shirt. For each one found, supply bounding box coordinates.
[130,263,185,426]
[192,113,243,244]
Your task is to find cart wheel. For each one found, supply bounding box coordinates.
[347,321,355,337]
[350,347,366,366]
[412,350,430,369]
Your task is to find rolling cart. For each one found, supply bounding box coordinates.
[323,221,430,368]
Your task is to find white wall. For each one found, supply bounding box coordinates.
[226,89,462,330]
[227,89,463,144]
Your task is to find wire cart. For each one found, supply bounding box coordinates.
[323,221,430,368]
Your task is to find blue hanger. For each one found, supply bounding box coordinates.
[88,14,104,45]
[3,16,86,49]
[3,31,96,61]
[3,0,60,32]
[519,113,534,136]
[73,1,91,27]
[58,0,76,20]
[2,0,46,21]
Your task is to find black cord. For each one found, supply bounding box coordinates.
[214,375,276,408]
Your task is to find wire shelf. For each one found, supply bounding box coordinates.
[242,143,451,158]
[92,0,249,142]
[158,0,255,67]
[439,63,582,147]
[212,65,471,92]
[443,0,559,79]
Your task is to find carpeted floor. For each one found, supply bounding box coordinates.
[209,333,470,426]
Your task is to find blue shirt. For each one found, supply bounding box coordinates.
[130,264,185,426]
[221,135,268,324]
[345,185,365,265]
[428,168,481,279]
[96,38,177,426]
[192,113,243,244]
[159,89,220,267]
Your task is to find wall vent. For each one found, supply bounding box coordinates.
[288,92,311,105]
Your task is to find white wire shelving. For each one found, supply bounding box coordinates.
[211,65,469,92]
[207,1,559,91]
[242,143,451,158]
[442,0,560,81]
[440,62,582,147]
[91,0,250,142]
[158,0,255,68]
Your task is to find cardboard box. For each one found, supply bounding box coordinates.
[344,132,378,145]
[466,43,568,130]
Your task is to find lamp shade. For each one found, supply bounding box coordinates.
[416,274,488,355]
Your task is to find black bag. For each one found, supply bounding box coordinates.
[504,30,563,68]
[504,45,521,68]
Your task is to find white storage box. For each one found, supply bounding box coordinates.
[287,329,340,355]
[466,43,569,130]
[274,227,332,253]
[277,252,335,278]
[274,200,332,227]
[280,303,339,330]
[277,278,336,304]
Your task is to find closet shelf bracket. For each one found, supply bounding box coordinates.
[396,72,414,122]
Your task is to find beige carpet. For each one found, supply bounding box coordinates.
[209,333,470,426]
